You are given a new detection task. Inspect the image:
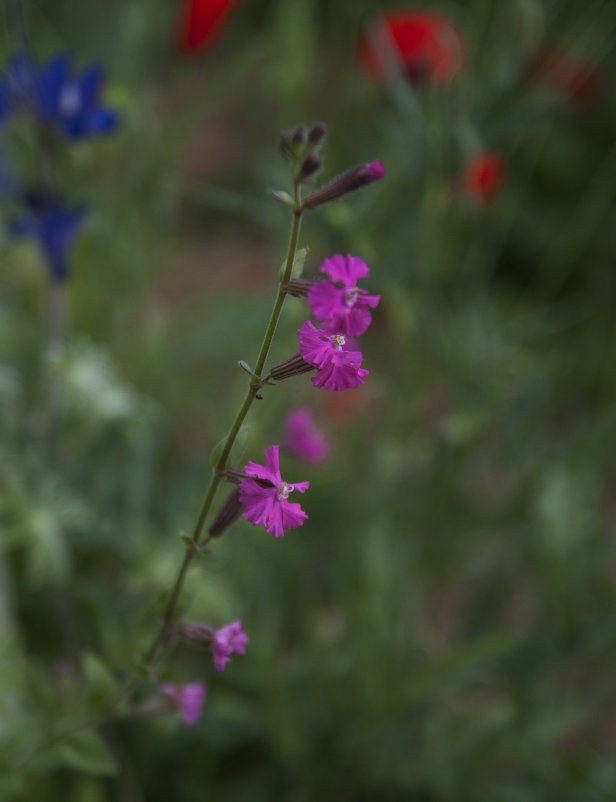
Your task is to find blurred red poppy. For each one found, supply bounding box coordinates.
[460,152,504,204]
[526,46,601,105]
[178,0,239,54]
[358,10,465,85]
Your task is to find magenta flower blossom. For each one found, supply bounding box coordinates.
[284,408,330,464]
[298,320,369,392]
[239,445,309,537]
[211,619,249,672]
[308,254,380,336]
[159,682,206,725]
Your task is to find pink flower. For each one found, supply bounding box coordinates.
[298,320,369,392]
[159,682,206,725]
[211,620,249,672]
[284,408,330,464]
[239,445,309,537]
[307,254,380,337]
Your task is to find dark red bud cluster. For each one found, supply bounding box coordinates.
[279,122,328,184]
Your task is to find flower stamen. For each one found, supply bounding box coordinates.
[344,288,359,307]
[276,481,292,501]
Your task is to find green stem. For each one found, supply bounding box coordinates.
[254,207,302,376]
[18,180,305,768]
[140,186,303,672]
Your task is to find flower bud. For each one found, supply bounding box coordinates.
[219,468,273,488]
[221,468,248,484]
[285,278,314,298]
[178,621,215,646]
[279,124,308,160]
[208,487,243,537]
[297,152,322,183]
[270,354,315,382]
[303,161,386,209]
[308,122,327,148]
[291,124,306,147]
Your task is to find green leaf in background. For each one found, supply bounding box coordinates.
[82,653,117,713]
[57,730,117,777]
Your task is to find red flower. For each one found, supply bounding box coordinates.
[459,152,504,204]
[177,0,239,55]
[526,46,601,105]
[358,10,465,85]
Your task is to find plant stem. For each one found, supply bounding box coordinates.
[20,180,306,767]
[140,186,303,671]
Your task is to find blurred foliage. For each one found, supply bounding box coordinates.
[1,0,616,799]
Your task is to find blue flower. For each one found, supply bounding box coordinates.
[36,53,118,140]
[0,50,118,140]
[10,190,87,280]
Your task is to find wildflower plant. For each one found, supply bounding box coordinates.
[6,117,384,766]
[2,1,616,798]
[135,121,384,691]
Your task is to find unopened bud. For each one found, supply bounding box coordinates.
[219,468,273,488]
[303,161,386,210]
[178,620,215,646]
[297,152,322,183]
[208,487,243,537]
[270,354,315,382]
[221,468,248,484]
[285,278,314,298]
[291,124,306,147]
[308,122,327,148]
[280,124,308,161]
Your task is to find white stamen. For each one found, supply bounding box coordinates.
[59,84,82,116]
[330,334,346,350]
[344,288,359,308]
[276,482,292,501]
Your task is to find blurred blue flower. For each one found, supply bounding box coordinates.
[37,53,118,140]
[10,190,87,280]
[0,50,118,140]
